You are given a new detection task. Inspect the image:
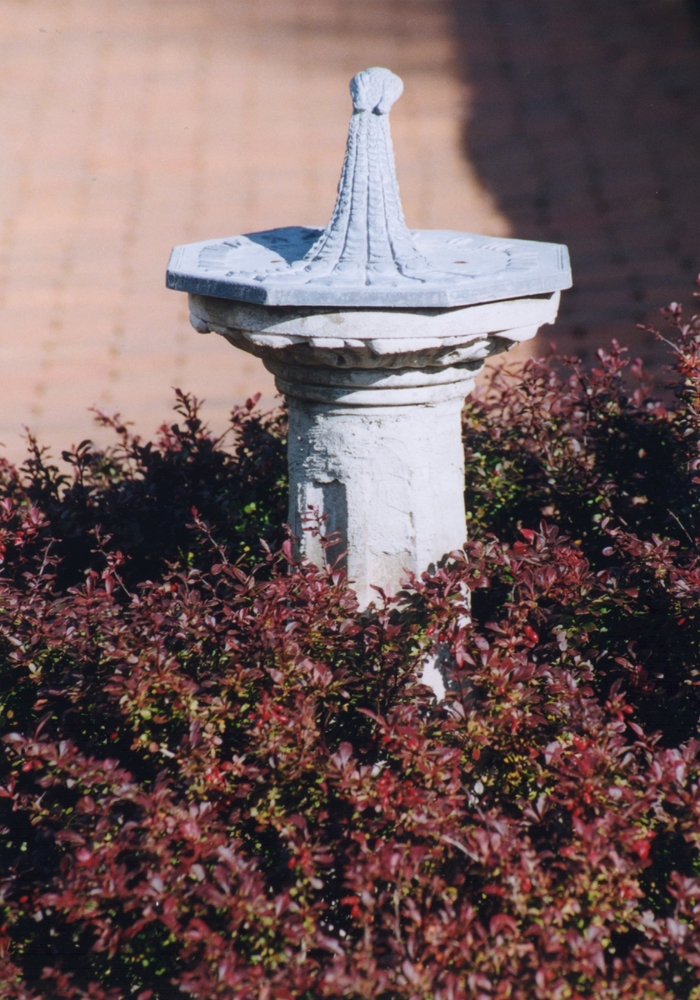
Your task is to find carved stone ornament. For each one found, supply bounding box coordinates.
[166,67,572,607]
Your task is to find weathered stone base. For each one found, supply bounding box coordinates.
[286,388,470,606]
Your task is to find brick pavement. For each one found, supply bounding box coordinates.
[0,0,506,463]
[453,0,700,365]
[2,0,699,465]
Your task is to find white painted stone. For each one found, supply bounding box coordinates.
[420,655,447,702]
[166,67,570,606]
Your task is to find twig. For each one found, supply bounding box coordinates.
[668,508,695,547]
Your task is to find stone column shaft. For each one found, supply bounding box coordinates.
[284,382,470,606]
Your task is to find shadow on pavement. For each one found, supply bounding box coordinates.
[452,0,700,374]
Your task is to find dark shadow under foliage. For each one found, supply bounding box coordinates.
[10,390,289,594]
[3,295,700,998]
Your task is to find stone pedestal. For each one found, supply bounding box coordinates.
[188,291,560,605]
[168,66,571,608]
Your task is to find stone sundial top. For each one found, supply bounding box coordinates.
[166,67,572,309]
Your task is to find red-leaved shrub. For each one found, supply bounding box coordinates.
[2,293,700,998]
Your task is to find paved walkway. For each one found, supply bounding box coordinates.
[454,0,700,359]
[0,0,505,463]
[1,0,699,463]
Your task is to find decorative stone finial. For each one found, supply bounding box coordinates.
[349,66,403,113]
[293,67,428,288]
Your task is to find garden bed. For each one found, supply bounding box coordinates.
[2,297,700,998]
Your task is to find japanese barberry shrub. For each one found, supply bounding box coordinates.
[3,295,700,999]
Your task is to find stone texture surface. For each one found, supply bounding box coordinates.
[288,393,468,608]
[169,228,570,308]
[189,291,561,365]
[188,290,560,345]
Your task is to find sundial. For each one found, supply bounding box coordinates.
[167,67,571,309]
[166,66,572,611]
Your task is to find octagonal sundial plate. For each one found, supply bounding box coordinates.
[166,227,572,309]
